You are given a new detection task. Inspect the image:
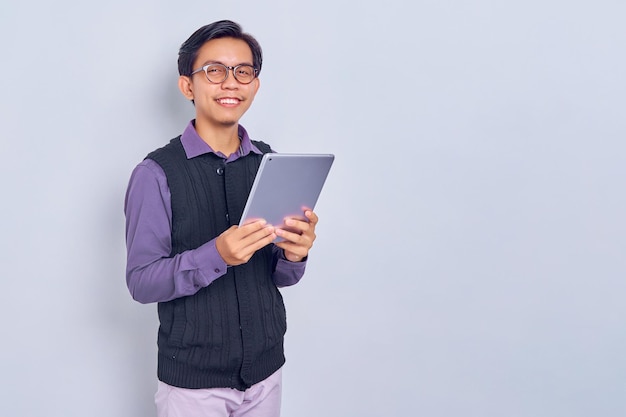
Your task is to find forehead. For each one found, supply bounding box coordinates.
[194,37,254,67]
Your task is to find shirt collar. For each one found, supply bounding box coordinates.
[180,120,262,160]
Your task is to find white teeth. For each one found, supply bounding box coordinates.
[218,98,239,105]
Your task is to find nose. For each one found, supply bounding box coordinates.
[221,68,239,88]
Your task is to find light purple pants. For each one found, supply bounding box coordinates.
[155,368,282,417]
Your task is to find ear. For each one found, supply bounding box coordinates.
[251,77,261,97]
[178,75,194,101]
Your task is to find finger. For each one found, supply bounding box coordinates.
[240,217,265,227]
[234,234,276,263]
[282,218,311,235]
[275,226,311,245]
[236,220,274,242]
[274,240,306,256]
[274,240,309,262]
[304,210,318,225]
[250,224,277,243]
[238,218,268,233]
[239,224,276,249]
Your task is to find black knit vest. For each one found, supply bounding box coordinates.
[147,136,287,390]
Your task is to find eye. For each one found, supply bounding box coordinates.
[236,66,254,76]
[205,64,225,74]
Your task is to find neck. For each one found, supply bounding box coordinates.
[194,119,240,156]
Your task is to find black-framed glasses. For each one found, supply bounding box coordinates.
[190,63,258,84]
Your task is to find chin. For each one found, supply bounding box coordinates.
[218,119,239,127]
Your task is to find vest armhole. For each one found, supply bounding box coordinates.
[252,140,272,154]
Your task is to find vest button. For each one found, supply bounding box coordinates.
[216,167,224,175]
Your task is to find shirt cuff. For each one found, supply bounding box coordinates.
[273,250,307,287]
[191,239,228,288]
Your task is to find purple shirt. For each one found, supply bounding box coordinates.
[125,121,306,304]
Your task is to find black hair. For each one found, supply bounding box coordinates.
[178,20,263,77]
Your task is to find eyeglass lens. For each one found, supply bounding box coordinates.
[205,64,256,84]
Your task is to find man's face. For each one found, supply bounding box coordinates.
[181,37,260,128]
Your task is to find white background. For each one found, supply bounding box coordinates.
[1,1,625,416]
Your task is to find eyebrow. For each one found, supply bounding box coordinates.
[199,60,254,67]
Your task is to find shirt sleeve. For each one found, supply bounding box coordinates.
[272,246,308,287]
[124,159,228,304]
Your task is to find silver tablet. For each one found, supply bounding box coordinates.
[239,153,334,234]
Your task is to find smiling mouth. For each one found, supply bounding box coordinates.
[216,98,240,105]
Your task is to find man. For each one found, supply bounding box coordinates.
[124,20,317,417]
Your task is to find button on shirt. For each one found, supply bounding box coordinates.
[125,121,306,304]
